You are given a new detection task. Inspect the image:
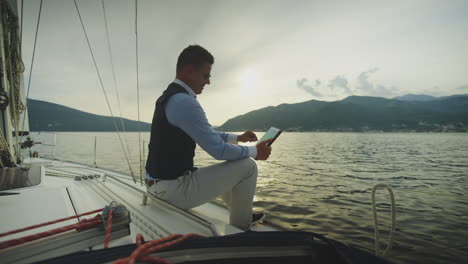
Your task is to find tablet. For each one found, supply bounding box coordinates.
[256,127,282,146]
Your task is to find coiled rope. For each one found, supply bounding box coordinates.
[0,0,34,165]
[371,183,396,256]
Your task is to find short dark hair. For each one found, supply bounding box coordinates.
[176,45,214,73]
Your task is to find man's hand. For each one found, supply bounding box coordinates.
[255,139,273,160]
[237,130,258,143]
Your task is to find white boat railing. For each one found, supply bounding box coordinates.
[25,132,145,178]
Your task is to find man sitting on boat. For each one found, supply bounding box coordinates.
[145,45,272,231]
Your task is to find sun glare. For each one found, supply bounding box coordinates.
[240,69,257,91]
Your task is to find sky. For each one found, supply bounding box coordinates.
[20,0,468,125]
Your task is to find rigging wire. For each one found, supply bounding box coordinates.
[73,0,136,183]
[19,0,42,162]
[135,0,143,184]
[101,0,132,158]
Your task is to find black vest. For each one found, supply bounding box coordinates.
[145,83,196,180]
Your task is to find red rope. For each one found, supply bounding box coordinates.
[113,233,204,264]
[0,214,102,250]
[0,208,102,238]
[136,233,145,247]
[104,208,114,248]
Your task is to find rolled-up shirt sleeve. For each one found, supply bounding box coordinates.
[165,94,257,160]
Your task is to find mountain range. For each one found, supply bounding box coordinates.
[218,94,468,132]
[27,99,151,132]
[27,94,468,132]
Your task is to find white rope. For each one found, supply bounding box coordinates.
[0,130,14,167]
[0,0,33,165]
[371,183,396,256]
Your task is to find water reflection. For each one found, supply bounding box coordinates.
[27,132,468,263]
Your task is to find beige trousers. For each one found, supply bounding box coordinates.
[147,158,258,230]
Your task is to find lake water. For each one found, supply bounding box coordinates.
[27,132,468,263]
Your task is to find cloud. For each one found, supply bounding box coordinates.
[355,67,378,94]
[297,78,322,97]
[298,68,402,99]
[355,68,399,97]
[456,85,468,91]
[328,75,351,95]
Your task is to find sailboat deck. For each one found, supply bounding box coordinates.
[1,157,280,251]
